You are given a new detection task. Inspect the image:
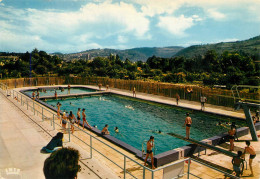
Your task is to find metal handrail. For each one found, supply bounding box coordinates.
[0,83,240,179]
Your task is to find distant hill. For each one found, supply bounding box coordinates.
[174,35,260,59]
[53,35,260,62]
[55,46,184,62]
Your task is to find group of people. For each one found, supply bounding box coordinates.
[232,141,256,177]
[57,102,121,137]
[31,90,40,100]
[175,91,207,111]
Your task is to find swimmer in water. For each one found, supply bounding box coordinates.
[125,105,134,110]
[114,127,119,133]
[150,130,165,135]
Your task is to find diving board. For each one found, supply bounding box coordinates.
[167,132,237,157]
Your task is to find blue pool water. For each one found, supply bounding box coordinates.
[46,95,246,154]
[25,87,96,97]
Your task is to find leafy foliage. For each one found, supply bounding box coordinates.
[1,36,259,88]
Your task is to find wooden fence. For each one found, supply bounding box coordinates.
[1,77,259,108]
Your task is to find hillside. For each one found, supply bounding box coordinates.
[56,46,184,62]
[174,35,260,59]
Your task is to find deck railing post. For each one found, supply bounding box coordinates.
[187,158,191,179]
[143,167,145,179]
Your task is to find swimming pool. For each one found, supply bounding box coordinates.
[45,95,246,154]
[24,87,96,97]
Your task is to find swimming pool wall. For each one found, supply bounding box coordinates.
[19,86,260,167]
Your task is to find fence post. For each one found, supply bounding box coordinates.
[124,156,126,179]
[152,170,154,179]
[187,158,191,179]
[143,167,145,179]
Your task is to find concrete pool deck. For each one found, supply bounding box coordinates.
[1,85,259,178]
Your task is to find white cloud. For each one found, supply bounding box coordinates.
[207,9,226,20]
[157,15,200,37]
[117,35,128,43]
[134,0,182,17]
[0,0,151,52]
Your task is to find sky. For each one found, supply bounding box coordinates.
[0,0,259,53]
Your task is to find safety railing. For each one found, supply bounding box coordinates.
[0,83,239,179]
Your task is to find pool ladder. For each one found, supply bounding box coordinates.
[142,140,156,158]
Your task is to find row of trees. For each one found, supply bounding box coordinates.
[0,49,259,87]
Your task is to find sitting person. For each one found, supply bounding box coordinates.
[232,151,244,177]
[43,147,81,179]
[41,132,63,153]
[101,124,110,135]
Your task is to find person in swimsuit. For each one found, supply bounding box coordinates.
[54,91,58,99]
[98,83,102,90]
[184,113,192,139]
[57,110,61,124]
[61,112,67,133]
[133,87,136,97]
[68,111,76,134]
[144,136,155,169]
[101,124,110,135]
[76,108,81,128]
[114,127,119,133]
[32,91,35,100]
[176,93,180,105]
[68,84,71,94]
[36,90,40,99]
[56,102,62,112]
[252,111,259,125]
[232,151,244,177]
[82,108,92,129]
[200,95,207,111]
[228,126,236,151]
[243,141,256,176]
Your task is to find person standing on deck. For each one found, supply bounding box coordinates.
[82,108,92,129]
[144,136,155,169]
[200,95,207,111]
[243,141,256,177]
[61,112,67,133]
[68,84,71,94]
[68,111,76,134]
[184,113,192,139]
[176,93,180,105]
[36,90,40,99]
[76,108,81,128]
[133,87,136,97]
[228,126,236,151]
[54,91,57,99]
[32,91,35,100]
[232,151,243,177]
